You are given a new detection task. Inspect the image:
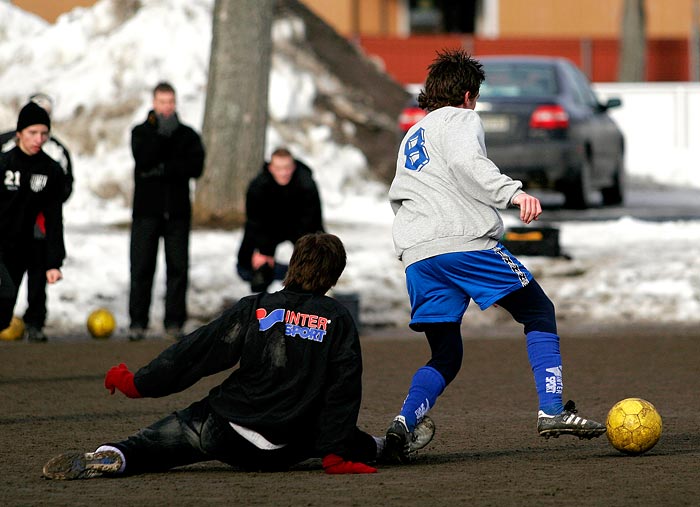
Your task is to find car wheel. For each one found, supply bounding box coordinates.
[601,159,625,206]
[562,159,592,209]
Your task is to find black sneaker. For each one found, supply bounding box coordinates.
[537,400,606,440]
[26,326,47,343]
[128,327,146,342]
[42,450,123,480]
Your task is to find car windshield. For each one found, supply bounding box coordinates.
[480,63,558,98]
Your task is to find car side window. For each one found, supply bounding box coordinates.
[559,64,585,107]
[562,63,599,109]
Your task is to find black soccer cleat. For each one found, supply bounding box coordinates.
[537,400,606,440]
[385,415,412,464]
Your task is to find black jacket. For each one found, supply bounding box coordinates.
[237,160,324,268]
[133,287,362,458]
[131,111,205,219]
[0,147,65,268]
[1,130,73,203]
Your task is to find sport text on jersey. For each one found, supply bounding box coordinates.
[256,308,330,342]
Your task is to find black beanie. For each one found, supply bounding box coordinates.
[16,102,51,132]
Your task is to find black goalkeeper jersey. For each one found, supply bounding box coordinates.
[0,147,65,268]
[132,286,363,457]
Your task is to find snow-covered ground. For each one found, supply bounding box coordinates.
[2,0,700,336]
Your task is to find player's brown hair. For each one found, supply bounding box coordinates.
[284,233,346,295]
[418,49,484,112]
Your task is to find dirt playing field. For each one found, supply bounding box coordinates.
[1,321,699,506]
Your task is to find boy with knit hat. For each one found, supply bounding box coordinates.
[0,102,66,337]
[1,93,74,341]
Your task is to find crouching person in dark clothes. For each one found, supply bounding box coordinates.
[42,233,434,479]
[236,147,324,293]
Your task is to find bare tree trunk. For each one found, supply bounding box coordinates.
[193,0,275,227]
[618,0,646,82]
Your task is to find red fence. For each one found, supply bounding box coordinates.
[358,35,691,84]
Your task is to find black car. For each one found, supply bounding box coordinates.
[477,56,624,209]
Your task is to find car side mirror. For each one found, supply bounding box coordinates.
[603,97,622,110]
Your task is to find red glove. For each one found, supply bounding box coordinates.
[104,363,141,398]
[322,454,377,474]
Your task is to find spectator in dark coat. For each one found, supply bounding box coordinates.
[128,82,205,342]
[237,147,324,293]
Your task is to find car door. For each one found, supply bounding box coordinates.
[562,62,620,181]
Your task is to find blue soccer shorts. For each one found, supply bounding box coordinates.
[405,245,533,327]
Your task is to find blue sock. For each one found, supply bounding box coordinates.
[526,331,564,415]
[399,366,446,431]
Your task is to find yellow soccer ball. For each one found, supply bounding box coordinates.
[606,398,662,455]
[87,308,116,339]
[0,316,25,341]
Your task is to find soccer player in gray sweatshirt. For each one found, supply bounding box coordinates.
[384,49,605,463]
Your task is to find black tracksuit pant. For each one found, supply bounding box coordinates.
[23,238,48,329]
[109,399,378,475]
[0,249,29,330]
[129,216,190,330]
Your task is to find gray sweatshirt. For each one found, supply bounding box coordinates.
[389,106,524,268]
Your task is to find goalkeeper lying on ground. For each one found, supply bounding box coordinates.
[43,233,434,479]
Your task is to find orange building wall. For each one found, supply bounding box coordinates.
[303,0,400,36]
[15,0,403,36]
[11,0,696,83]
[498,0,698,38]
[646,0,699,37]
[13,0,699,39]
[304,0,700,39]
[12,0,98,23]
[359,35,691,84]
[498,0,622,37]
